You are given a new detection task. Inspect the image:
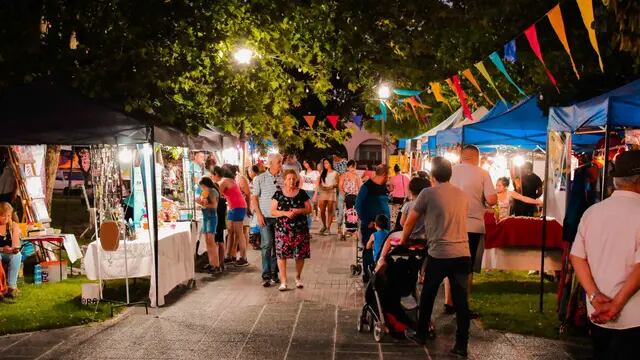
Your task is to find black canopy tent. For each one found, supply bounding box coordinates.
[0,82,217,306]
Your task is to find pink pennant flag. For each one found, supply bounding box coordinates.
[326,115,339,129]
[450,75,473,120]
[524,24,559,93]
[303,115,316,128]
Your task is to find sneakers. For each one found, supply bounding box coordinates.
[208,266,222,275]
[319,226,327,235]
[450,343,468,358]
[224,256,235,266]
[404,329,426,345]
[235,258,249,267]
[262,279,272,287]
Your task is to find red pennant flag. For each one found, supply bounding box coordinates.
[450,75,473,120]
[303,115,316,128]
[524,24,559,93]
[327,115,339,129]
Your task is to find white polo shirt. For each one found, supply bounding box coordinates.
[571,190,640,329]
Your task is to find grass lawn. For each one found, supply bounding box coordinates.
[0,276,149,335]
[470,271,559,339]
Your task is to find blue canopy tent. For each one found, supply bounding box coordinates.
[536,79,640,312]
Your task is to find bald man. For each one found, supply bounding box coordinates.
[448,145,497,317]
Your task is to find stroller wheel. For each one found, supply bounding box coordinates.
[355,264,362,275]
[366,312,374,332]
[357,313,366,332]
[350,264,357,276]
[373,322,384,342]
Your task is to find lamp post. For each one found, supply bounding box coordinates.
[377,84,392,165]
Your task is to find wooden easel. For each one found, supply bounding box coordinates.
[6,147,35,223]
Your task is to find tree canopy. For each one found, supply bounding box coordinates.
[1,0,638,147]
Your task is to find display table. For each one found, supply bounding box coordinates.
[84,221,196,307]
[482,213,564,271]
[23,234,83,280]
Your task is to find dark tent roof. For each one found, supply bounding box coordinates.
[0,82,193,147]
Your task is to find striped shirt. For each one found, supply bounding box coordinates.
[251,170,283,218]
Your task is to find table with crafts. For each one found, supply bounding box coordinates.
[481,213,565,272]
[84,221,199,306]
[22,233,83,279]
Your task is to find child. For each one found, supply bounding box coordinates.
[366,214,389,263]
[196,177,222,274]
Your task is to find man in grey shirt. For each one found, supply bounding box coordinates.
[401,157,471,357]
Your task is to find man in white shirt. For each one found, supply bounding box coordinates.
[570,150,640,359]
[448,145,497,318]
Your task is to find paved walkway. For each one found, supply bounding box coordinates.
[2,223,591,359]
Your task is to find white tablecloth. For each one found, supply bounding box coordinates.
[84,222,197,306]
[23,234,83,263]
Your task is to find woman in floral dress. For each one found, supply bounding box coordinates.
[270,169,312,291]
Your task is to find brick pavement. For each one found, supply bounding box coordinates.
[2,221,591,359]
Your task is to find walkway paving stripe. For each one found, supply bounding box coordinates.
[283,301,304,360]
[235,304,266,360]
[378,343,383,359]
[1,333,32,351]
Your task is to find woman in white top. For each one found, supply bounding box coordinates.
[300,160,320,227]
[495,177,542,220]
[318,158,338,235]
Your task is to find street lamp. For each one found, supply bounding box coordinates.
[233,47,254,65]
[377,83,392,165]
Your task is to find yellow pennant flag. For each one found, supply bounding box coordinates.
[577,0,604,72]
[462,69,494,106]
[548,5,580,79]
[429,82,452,111]
[474,61,506,103]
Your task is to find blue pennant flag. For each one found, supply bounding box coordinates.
[504,40,517,63]
[351,114,363,128]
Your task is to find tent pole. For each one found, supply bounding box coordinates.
[601,125,610,201]
[149,129,160,308]
[539,133,551,313]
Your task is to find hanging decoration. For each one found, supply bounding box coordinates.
[489,51,526,96]
[462,69,495,106]
[474,61,507,103]
[450,75,473,120]
[577,0,604,72]
[326,115,339,129]
[504,40,517,63]
[379,101,388,121]
[402,97,431,123]
[303,115,316,129]
[548,4,580,79]
[429,82,452,111]
[351,114,363,129]
[393,89,422,97]
[524,24,560,93]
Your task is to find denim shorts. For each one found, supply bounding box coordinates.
[227,208,247,222]
[201,208,218,235]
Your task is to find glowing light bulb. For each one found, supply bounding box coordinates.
[233,48,253,65]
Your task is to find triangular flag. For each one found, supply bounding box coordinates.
[548,4,580,79]
[474,61,506,103]
[462,69,494,106]
[524,24,560,93]
[489,51,526,96]
[351,114,363,129]
[429,82,452,111]
[450,75,473,120]
[326,115,339,129]
[577,0,604,72]
[379,101,387,121]
[303,115,316,128]
[504,40,517,63]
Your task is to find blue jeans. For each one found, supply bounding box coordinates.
[1,252,22,288]
[305,190,315,229]
[260,218,278,280]
[337,192,345,226]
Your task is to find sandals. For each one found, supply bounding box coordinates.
[278,283,288,291]
[295,279,304,289]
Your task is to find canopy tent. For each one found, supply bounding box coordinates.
[462,96,548,148]
[549,79,640,131]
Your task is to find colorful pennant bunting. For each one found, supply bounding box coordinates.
[373,114,384,121]
[577,0,604,72]
[379,101,387,121]
[547,4,580,79]
[489,51,526,96]
[351,114,363,129]
[524,24,560,93]
[326,114,339,129]
[462,69,494,106]
[303,115,316,129]
[393,89,422,97]
[504,40,517,63]
[474,61,506,103]
[450,75,473,120]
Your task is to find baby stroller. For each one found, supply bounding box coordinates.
[340,194,359,241]
[357,232,427,343]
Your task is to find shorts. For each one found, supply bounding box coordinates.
[468,232,484,273]
[227,208,247,222]
[318,188,336,202]
[201,208,218,235]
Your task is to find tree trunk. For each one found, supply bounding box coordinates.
[45,145,61,213]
